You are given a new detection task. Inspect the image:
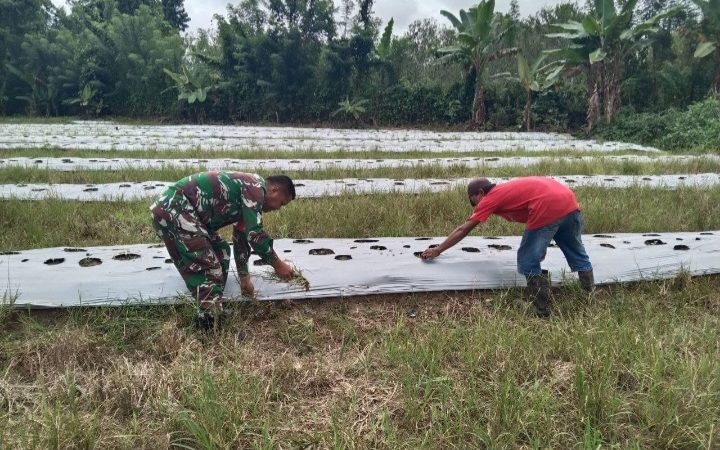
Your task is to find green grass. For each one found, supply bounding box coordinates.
[0,147,660,160]
[1,138,719,448]
[0,157,718,184]
[0,278,718,448]
[0,116,75,124]
[0,186,718,250]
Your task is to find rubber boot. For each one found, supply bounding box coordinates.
[526,274,551,317]
[195,309,216,332]
[195,295,230,332]
[578,269,595,293]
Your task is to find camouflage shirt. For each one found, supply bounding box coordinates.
[152,171,275,275]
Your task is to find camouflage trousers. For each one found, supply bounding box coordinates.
[151,196,230,310]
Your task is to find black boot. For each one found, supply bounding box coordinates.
[526,274,551,317]
[194,307,232,333]
[578,269,595,293]
[195,309,216,332]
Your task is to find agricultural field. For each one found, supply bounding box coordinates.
[1,123,719,448]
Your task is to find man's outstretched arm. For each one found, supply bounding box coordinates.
[421,220,479,259]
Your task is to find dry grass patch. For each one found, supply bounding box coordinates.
[0,278,718,447]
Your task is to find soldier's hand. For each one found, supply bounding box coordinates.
[421,247,441,260]
[240,275,255,298]
[273,260,295,280]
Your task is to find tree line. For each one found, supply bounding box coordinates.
[0,0,718,133]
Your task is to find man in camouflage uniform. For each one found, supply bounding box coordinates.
[150,172,296,317]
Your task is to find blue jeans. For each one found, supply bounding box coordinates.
[517,210,592,276]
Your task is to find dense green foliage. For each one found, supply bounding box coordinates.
[0,0,719,142]
[593,96,720,151]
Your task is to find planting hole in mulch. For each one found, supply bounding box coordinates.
[44,258,65,265]
[79,257,102,267]
[145,267,161,271]
[415,237,431,240]
[113,253,141,261]
[309,248,335,255]
[165,258,173,264]
[484,236,502,240]
[462,247,480,253]
[600,243,616,249]
[643,233,661,237]
[673,245,690,251]
[293,239,313,244]
[370,245,387,251]
[335,255,352,261]
[64,248,87,252]
[594,234,615,238]
[354,239,379,243]
[83,188,98,192]
[0,251,20,255]
[644,239,666,246]
[488,244,512,251]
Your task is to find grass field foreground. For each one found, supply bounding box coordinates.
[1,135,719,448]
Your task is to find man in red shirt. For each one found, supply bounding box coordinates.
[421,176,594,317]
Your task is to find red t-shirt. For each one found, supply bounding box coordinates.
[468,177,580,230]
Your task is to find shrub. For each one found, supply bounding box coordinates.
[593,96,720,152]
[657,97,720,152]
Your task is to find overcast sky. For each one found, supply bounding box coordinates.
[51,0,569,35]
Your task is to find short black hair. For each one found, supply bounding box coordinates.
[266,174,296,200]
[467,177,495,197]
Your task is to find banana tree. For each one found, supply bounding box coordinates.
[692,0,720,90]
[371,18,397,85]
[63,82,105,116]
[5,63,57,116]
[546,0,681,127]
[437,0,518,125]
[331,96,369,124]
[494,54,564,131]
